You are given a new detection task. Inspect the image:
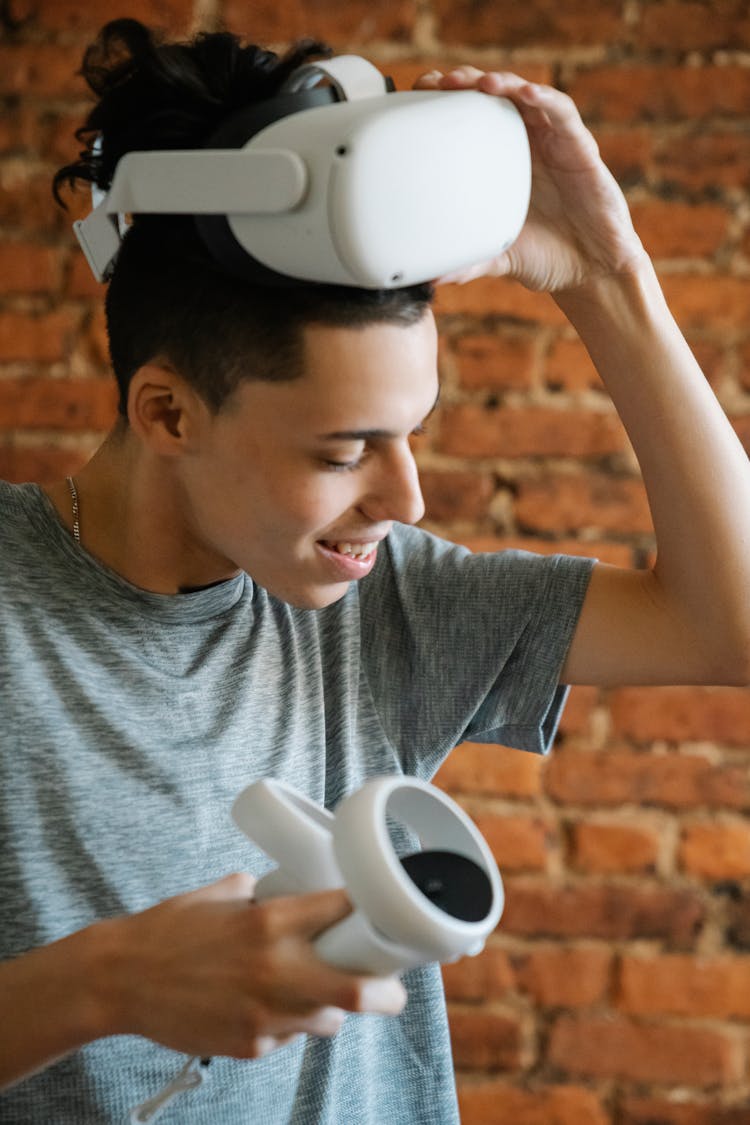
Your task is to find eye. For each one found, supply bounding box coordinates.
[323,457,364,472]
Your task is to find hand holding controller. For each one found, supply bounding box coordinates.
[231,775,505,975]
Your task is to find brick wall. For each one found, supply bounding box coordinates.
[2,2,749,1121]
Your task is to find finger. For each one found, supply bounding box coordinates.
[250,888,352,942]
[258,945,407,1015]
[516,82,587,134]
[412,69,443,89]
[438,65,487,87]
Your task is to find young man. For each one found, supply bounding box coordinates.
[1,19,749,1125]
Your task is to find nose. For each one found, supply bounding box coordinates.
[360,442,425,526]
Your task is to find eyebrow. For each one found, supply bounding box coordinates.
[316,386,441,442]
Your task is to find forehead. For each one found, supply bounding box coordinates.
[225,312,439,435]
[298,312,439,423]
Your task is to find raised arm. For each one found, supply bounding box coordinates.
[416,67,750,688]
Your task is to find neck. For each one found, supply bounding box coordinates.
[44,427,240,594]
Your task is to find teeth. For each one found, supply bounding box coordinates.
[328,541,378,559]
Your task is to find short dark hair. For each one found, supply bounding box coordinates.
[54,19,433,416]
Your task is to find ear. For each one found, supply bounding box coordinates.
[126,362,208,455]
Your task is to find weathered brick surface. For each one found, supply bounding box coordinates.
[570,822,660,875]
[437,404,626,460]
[441,946,514,1003]
[621,1096,750,1125]
[610,688,750,746]
[4,0,750,1113]
[617,953,750,1019]
[515,474,653,535]
[447,1007,523,1070]
[680,822,750,881]
[457,1082,609,1125]
[512,944,613,1008]
[435,740,544,798]
[544,748,750,811]
[548,1013,742,1086]
[501,880,704,945]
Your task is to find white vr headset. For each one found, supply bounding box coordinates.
[74,54,532,289]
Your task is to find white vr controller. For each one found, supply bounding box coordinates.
[74,54,531,289]
[231,775,504,975]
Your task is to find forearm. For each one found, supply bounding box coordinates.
[557,259,750,679]
[0,924,112,1090]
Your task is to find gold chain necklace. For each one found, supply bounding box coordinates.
[65,475,81,544]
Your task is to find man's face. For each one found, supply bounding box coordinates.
[179,310,439,608]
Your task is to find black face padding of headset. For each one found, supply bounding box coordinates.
[194,87,340,288]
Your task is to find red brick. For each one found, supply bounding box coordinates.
[441,946,514,1002]
[687,338,726,388]
[569,66,750,123]
[571,822,660,875]
[629,199,730,260]
[0,243,61,294]
[437,404,626,459]
[453,333,536,391]
[66,252,105,300]
[557,686,599,737]
[0,445,87,484]
[544,337,603,392]
[420,469,494,523]
[38,0,194,34]
[0,310,81,364]
[223,0,417,45]
[597,128,654,186]
[515,474,653,535]
[435,741,544,799]
[621,1096,750,1125]
[0,44,88,98]
[0,376,117,431]
[457,1082,609,1125]
[640,1,750,52]
[544,748,750,811]
[513,945,612,1008]
[740,340,750,391]
[471,811,554,872]
[548,1013,742,1087]
[727,895,750,950]
[661,276,750,330]
[434,278,566,324]
[618,953,750,1019]
[656,132,750,193]
[680,821,750,880]
[501,879,704,944]
[610,687,750,746]
[447,1007,522,1069]
[433,0,623,47]
[0,171,72,236]
[733,415,750,456]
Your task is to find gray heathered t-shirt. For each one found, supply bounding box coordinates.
[0,481,594,1125]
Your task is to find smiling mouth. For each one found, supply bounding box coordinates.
[320,539,380,560]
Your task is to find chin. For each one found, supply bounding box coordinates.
[265,579,352,610]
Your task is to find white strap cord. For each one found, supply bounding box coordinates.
[129,1055,211,1124]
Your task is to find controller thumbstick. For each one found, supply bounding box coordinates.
[399,850,493,923]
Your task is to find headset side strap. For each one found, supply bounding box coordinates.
[73,200,121,282]
[281,55,388,100]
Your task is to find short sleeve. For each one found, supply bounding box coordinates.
[358,524,595,779]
